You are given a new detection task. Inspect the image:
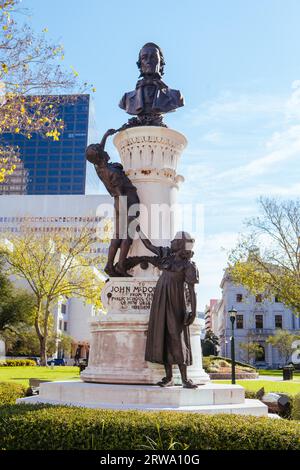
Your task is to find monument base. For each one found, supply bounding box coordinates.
[83,277,210,385]
[18,381,268,417]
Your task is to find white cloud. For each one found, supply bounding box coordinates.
[185,91,285,126]
[226,182,300,199]
[203,82,300,183]
[285,80,300,121]
[195,231,239,309]
[214,124,300,182]
[201,131,223,143]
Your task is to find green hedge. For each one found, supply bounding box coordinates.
[245,390,257,399]
[292,393,300,421]
[0,382,27,405]
[0,405,300,450]
[0,359,36,367]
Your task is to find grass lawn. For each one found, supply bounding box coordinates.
[213,379,300,395]
[0,366,80,387]
[1,367,299,396]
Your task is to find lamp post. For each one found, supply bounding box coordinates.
[228,307,237,385]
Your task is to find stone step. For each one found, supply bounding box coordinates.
[17,381,268,417]
[17,394,267,417]
[35,381,247,407]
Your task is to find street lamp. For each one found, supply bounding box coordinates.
[228,307,237,385]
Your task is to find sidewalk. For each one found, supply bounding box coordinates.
[257,375,300,382]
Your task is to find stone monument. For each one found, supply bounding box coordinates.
[18,43,267,416]
[81,41,209,386]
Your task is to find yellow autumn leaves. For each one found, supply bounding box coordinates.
[0,0,95,185]
[0,156,16,183]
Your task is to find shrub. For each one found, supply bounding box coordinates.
[0,359,36,367]
[0,382,27,405]
[0,406,300,450]
[202,357,210,370]
[291,393,300,421]
[218,360,230,367]
[204,357,257,376]
[203,356,256,373]
[216,356,257,370]
[207,366,220,373]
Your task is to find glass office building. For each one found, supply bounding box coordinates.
[0,94,90,195]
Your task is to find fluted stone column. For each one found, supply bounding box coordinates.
[115,126,186,277]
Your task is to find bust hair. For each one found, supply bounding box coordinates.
[136,42,165,76]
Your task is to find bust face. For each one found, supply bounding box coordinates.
[139,45,161,75]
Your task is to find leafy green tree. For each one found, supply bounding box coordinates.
[0,262,34,338]
[228,197,300,316]
[239,340,264,364]
[202,329,220,357]
[56,333,73,358]
[0,225,106,365]
[266,330,300,365]
[4,325,72,358]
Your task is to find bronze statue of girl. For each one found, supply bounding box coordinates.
[137,227,199,388]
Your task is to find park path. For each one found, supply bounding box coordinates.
[257,375,300,382]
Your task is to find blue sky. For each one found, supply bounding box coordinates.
[24,0,300,309]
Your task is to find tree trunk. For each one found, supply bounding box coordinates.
[39,304,51,367]
[34,300,48,367]
[39,336,48,366]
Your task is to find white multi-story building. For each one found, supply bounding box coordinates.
[209,271,300,367]
[196,311,206,339]
[204,299,219,332]
[0,194,112,361]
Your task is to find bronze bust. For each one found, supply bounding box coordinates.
[119,43,184,127]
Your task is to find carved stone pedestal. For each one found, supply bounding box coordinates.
[81,277,210,385]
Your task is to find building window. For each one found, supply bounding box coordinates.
[275,295,281,303]
[61,304,67,314]
[275,315,282,329]
[63,322,68,332]
[255,315,263,329]
[59,320,62,330]
[236,294,243,302]
[256,294,262,303]
[236,314,244,329]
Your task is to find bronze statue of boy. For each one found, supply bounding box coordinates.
[86,129,139,277]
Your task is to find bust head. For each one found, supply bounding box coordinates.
[137,42,165,77]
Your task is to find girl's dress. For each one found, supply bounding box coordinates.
[145,246,199,365]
